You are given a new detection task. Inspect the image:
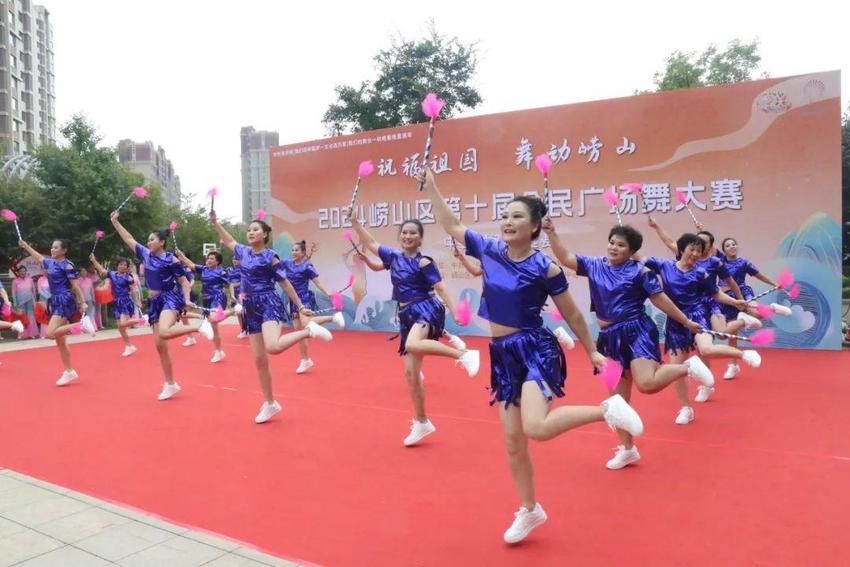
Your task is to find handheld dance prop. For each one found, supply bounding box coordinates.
[603,188,624,226]
[534,154,553,205]
[115,186,148,212]
[417,93,445,191]
[91,230,105,254]
[1,209,22,240]
[348,160,375,209]
[675,189,699,226]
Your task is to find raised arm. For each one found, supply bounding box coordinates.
[542,218,578,272]
[357,251,385,272]
[174,249,197,272]
[18,240,44,264]
[110,211,139,252]
[345,208,381,256]
[647,215,677,255]
[416,168,467,242]
[88,254,108,278]
[452,246,482,277]
[209,210,237,251]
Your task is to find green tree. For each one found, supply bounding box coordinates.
[322,23,482,134]
[640,39,763,94]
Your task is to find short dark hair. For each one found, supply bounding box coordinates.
[721,237,737,251]
[116,258,130,268]
[398,219,424,237]
[697,230,715,246]
[677,233,706,255]
[608,225,643,253]
[207,251,223,264]
[508,195,548,240]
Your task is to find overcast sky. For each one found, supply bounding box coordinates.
[50,1,848,222]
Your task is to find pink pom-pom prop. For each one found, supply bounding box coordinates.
[755,304,775,320]
[70,326,82,335]
[207,186,219,210]
[599,358,623,391]
[455,297,472,326]
[212,306,227,323]
[603,189,620,207]
[749,328,776,347]
[417,93,444,192]
[675,190,699,225]
[777,269,794,290]
[344,230,353,242]
[620,183,643,194]
[549,309,564,321]
[604,189,624,227]
[91,229,106,254]
[331,292,343,311]
[95,230,105,238]
[358,160,375,177]
[1,304,11,317]
[116,187,148,212]
[788,284,800,299]
[534,154,553,176]
[421,93,445,119]
[168,221,178,248]
[169,221,178,231]
[1,209,22,240]
[255,209,267,221]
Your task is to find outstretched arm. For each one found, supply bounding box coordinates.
[174,249,197,272]
[542,218,578,271]
[649,292,702,334]
[209,210,237,251]
[416,168,467,242]
[110,211,139,252]
[310,277,331,298]
[88,254,108,278]
[647,215,677,255]
[18,240,44,264]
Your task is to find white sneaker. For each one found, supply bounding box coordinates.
[11,320,24,335]
[332,312,346,328]
[503,503,547,544]
[121,345,137,357]
[770,303,792,317]
[403,419,436,446]
[157,382,181,401]
[236,331,247,340]
[306,321,332,342]
[675,406,695,425]
[210,350,226,363]
[456,350,480,377]
[446,333,466,351]
[254,401,282,424]
[182,336,196,347]
[553,327,575,350]
[601,394,644,436]
[741,350,761,368]
[198,320,214,341]
[296,359,314,374]
[606,445,640,470]
[695,385,715,403]
[723,362,741,380]
[233,303,244,314]
[685,355,715,388]
[80,315,97,336]
[737,311,762,330]
[56,370,78,386]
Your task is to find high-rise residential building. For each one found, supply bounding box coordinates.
[0,1,56,155]
[117,139,182,207]
[241,126,278,223]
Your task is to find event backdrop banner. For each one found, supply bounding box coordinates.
[268,71,842,350]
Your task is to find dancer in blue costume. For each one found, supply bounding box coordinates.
[90,253,143,357]
[111,211,213,401]
[210,210,332,423]
[545,221,712,470]
[346,205,480,448]
[637,234,762,425]
[18,238,96,386]
[280,240,345,375]
[419,168,644,544]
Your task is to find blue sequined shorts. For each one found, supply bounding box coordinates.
[288,291,317,317]
[398,297,445,356]
[596,315,661,373]
[112,295,136,319]
[664,306,710,355]
[243,290,287,334]
[721,285,754,321]
[48,292,77,320]
[148,289,186,325]
[489,327,566,407]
